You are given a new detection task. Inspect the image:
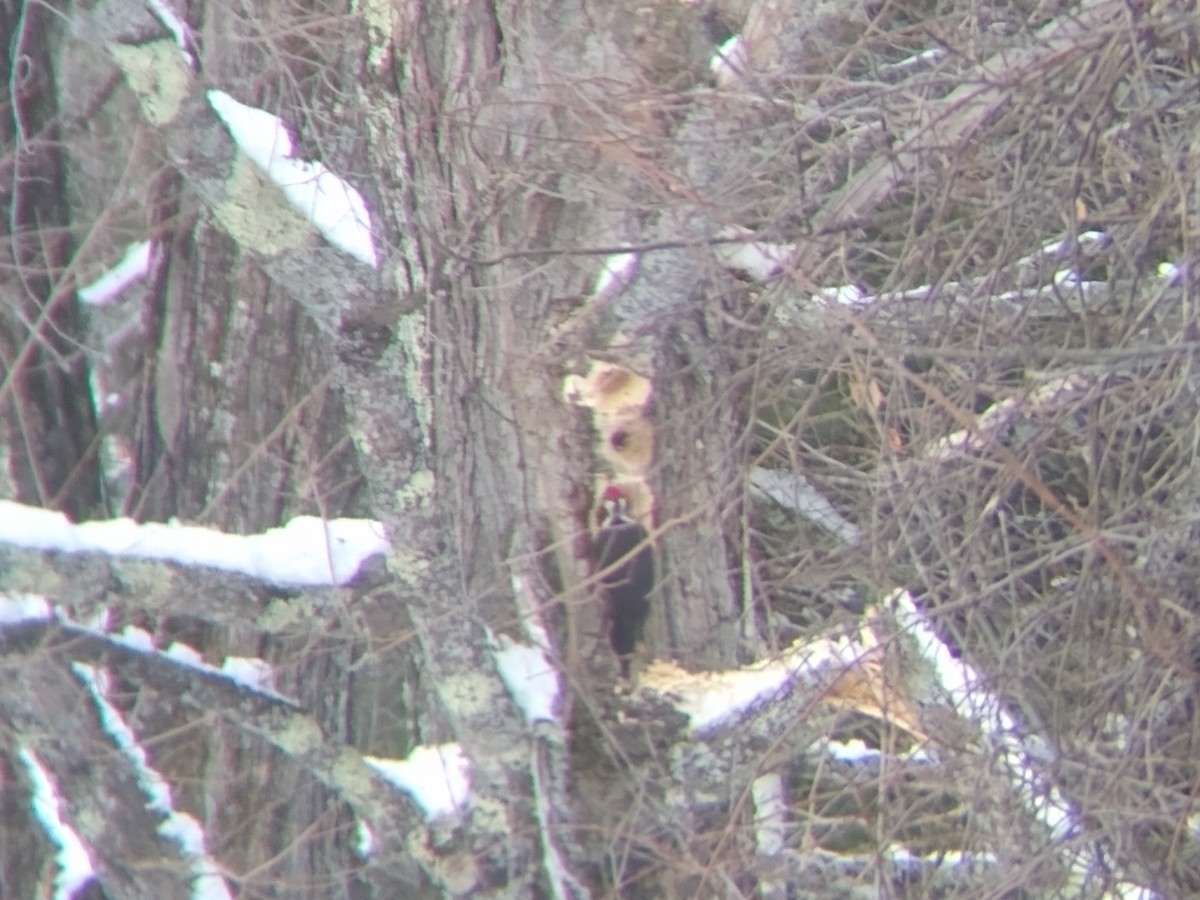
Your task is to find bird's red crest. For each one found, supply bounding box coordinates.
[597,485,629,527]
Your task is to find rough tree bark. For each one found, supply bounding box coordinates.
[1,0,756,896]
[12,0,1193,896]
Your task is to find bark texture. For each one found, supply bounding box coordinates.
[8,0,1199,896]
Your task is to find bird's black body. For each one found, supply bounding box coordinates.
[594,490,654,677]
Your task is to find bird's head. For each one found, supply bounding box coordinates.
[598,485,630,526]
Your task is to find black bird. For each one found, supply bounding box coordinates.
[593,485,654,678]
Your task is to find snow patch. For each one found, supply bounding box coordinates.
[0,594,52,624]
[208,90,378,268]
[73,663,234,899]
[711,35,747,87]
[713,229,794,280]
[0,501,390,588]
[19,748,96,900]
[366,744,471,820]
[222,656,276,693]
[593,248,639,298]
[891,590,1074,841]
[146,0,196,67]
[355,819,376,858]
[77,241,154,306]
[749,467,861,544]
[751,772,786,856]
[647,640,835,732]
[494,634,559,725]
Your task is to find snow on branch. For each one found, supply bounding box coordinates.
[0,594,52,624]
[73,663,235,899]
[749,466,861,545]
[591,247,640,299]
[208,90,378,268]
[160,637,280,696]
[710,35,748,88]
[77,241,154,306]
[927,373,1095,462]
[366,744,472,820]
[712,227,795,280]
[801,229,1118,318]
[492,574,562,726]
[642,624,921,737]
[794,0,1128,259]
[0,605,300,712]
[890,590,1075,845]
[494,571,584,899]
[0,501,389,587]
[19,748,97,900]
[0,602,438,877]
[493,633,560,726]
[752,772,787,898]
[146,0,196,68]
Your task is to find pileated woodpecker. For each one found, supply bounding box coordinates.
[594,485,654,677]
